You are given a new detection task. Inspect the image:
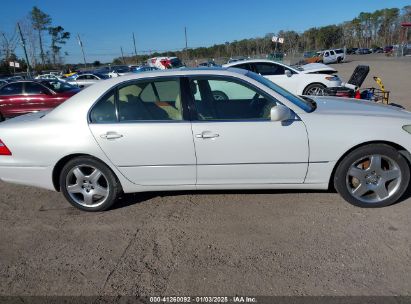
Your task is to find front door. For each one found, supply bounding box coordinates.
[187,76,309,185]
[89,77,196,186]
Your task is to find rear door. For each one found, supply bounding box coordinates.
[89,77,197,186]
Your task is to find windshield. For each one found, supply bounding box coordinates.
[40,80,78,93]
[246,71,315,112]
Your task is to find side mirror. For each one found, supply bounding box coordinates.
[285,70,292,77]
[270,104,291,122]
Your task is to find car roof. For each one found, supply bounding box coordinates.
[223,59,296,70]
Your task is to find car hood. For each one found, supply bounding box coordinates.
[310,96,411,119]
[299,63,337,74]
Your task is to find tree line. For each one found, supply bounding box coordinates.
[0,6,70,74]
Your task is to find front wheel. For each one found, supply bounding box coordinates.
[60,157,122,211]
[334,144,410,208]
[303,83,326,96]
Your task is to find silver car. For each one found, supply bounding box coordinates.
[1,68,411,211]
[67,73,108,88]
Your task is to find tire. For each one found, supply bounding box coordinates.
[303,83,326,96]
[337,57,342,63]
[0,113,4,122]
[334,144,410,208]
[59,156,122,211]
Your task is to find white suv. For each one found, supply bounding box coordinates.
[321,49,346,64]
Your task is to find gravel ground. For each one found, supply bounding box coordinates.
[1,55,411,297]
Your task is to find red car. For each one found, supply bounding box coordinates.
[0,80,81,121]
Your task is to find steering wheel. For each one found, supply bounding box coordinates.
[212,90,229,101]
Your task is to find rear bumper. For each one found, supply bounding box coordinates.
[0,165,55,191]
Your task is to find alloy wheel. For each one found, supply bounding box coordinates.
[345,154,402,204]
[65,165,110,208]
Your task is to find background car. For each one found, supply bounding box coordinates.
[0,79,9,87]
[0,80,80,121]
[321,49,346,64]
[356,48,372,54]
[132,65,160,73]
[108,66,132,78]
[223,59,341,95]
[0,68,410,212]
[147,57,183,70]
[384,45,394,53]
[66,73,109,88]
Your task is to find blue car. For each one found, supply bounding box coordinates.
[132,66,160,73]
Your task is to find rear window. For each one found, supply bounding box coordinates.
[335,49,344,54]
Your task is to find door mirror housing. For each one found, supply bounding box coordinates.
[285,70,292,77]
[270,104,291,122]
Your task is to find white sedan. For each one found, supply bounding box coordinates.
[0,68,410,211]
[223,59,342,95]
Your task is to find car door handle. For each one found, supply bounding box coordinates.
[100,132,123,140]
[195,131,220,139]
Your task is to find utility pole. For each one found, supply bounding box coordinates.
[17,23,32,78]
[77,34,87,68]
[184,26,188,61]
[132,32,138,64]
[120,47,126,64]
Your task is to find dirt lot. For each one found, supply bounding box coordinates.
[1,55,411,297]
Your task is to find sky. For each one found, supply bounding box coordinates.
[1,0,410,63]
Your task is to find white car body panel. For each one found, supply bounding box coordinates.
[223,60,341,95]
[89,123,196,185]
[0,69,410,199]
[191,120,308,184]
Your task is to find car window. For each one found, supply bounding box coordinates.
[190,77,277,121]
[90,89,116,123]
[90,75,98,80]
[254,63,285,76]
[41,80,77,93]
[330,51,335,55]
[118,79,183,121]
[25,82,50,95]
[77,75,86,80]
[231,63,253,71]
[0,82,24,95]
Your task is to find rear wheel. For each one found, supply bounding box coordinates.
[334,144,410,208]
[60,157,122,211]
[303,83,326,96]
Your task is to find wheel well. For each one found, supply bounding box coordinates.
[52,154,116,191]
[303,82,326,94]
[328,140,411,191]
